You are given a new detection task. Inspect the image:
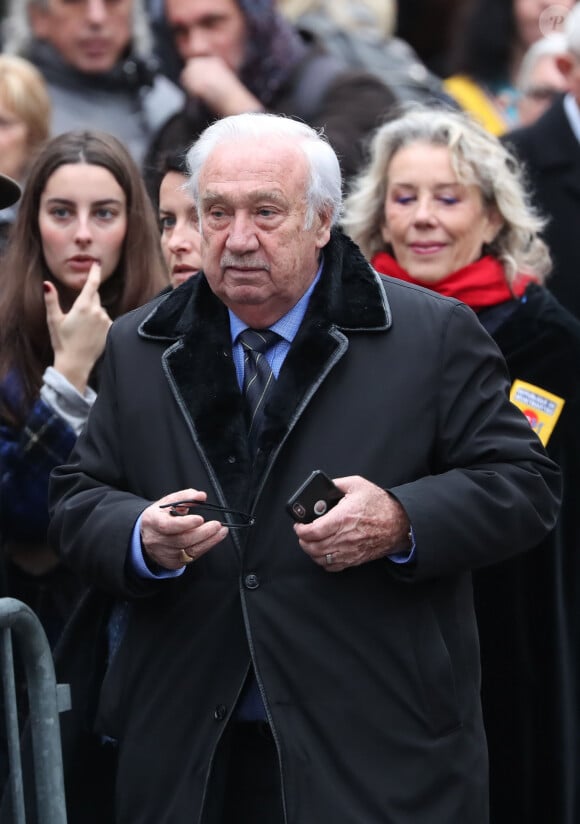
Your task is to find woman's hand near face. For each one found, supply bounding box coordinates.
[44,261,112,393]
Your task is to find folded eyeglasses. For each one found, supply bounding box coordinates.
[160,500,255,529]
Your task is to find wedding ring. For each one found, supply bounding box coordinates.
[325,553,334,566]
[181,549,194,564]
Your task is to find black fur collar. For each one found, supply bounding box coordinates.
[140,230,390,341]
[138,230,391,513]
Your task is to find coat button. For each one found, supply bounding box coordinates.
[214,704,227,721]
[227,455,236,464]
[244,573,260,589]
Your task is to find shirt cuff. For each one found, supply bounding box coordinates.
[129,512,185,579]
[387,526,416,565]
[40,366,96,436]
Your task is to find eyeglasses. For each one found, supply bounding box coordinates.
[160,500,255,528]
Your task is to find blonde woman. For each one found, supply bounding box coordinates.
[344,105,580,824]
[0,54,51,248]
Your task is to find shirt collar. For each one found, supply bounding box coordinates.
[563,92,580,144]
[228,257,323,344]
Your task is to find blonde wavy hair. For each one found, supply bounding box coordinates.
[342,105,551,285]
[0,55,51,154]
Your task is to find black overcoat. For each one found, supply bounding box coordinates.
[474,285,580,824]
[504,97,580,320]
[47,232,560,824]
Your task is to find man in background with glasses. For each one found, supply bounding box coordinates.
[48,113,560,824]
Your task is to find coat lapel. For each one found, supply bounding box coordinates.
[138,230,391,509]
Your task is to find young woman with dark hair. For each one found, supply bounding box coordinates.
[0,129,168,644]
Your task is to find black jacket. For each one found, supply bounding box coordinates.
[46,232,560,824]
[474,284,580,824]
[504,97,580,320]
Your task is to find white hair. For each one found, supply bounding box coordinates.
[1,0,152,59]
[565,3,580,57]
[186,112,343,229]
[517,33,567,90]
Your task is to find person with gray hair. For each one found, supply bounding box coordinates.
[505,2,580,321]
[1,0,184,165]
[344,103,580,824]
[46,111,559,823]
[516,33,568,126]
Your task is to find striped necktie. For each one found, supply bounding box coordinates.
[239,328,280,452]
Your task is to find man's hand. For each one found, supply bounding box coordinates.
[293,476,412,573]
[180,56,263,116]
[141,488,229,571]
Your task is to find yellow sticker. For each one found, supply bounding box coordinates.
[509,379,565,446]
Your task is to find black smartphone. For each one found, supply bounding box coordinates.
[286,470,345,523]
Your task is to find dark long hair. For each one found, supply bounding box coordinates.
[0,130,168,425]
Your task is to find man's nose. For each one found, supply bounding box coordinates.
[86,0,108,25]
[226,213,259,252]
[183,26,213,59]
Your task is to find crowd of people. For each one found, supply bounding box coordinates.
[0,2,578,823]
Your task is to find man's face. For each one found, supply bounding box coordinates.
[518,54,568,126]
[198,137,332,327]
[165,0,247,71]
[30,0,133,74]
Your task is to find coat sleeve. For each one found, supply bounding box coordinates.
[389,302,562,581]
[47,331,159,599]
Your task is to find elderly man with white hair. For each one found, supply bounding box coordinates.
[516,33,568,126]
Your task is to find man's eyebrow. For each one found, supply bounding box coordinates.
[201,189,289,206]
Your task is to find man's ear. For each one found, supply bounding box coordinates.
[556,54,574,79]
[314,208,333,249]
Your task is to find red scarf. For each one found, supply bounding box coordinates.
[371,252,535,311]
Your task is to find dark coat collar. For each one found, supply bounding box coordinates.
[138,230,390,515]
[507,96,580,172]
[140,229,390,342]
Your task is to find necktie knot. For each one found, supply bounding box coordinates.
[238,328,280,356]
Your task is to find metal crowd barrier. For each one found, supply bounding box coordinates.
[0,598,70,824]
